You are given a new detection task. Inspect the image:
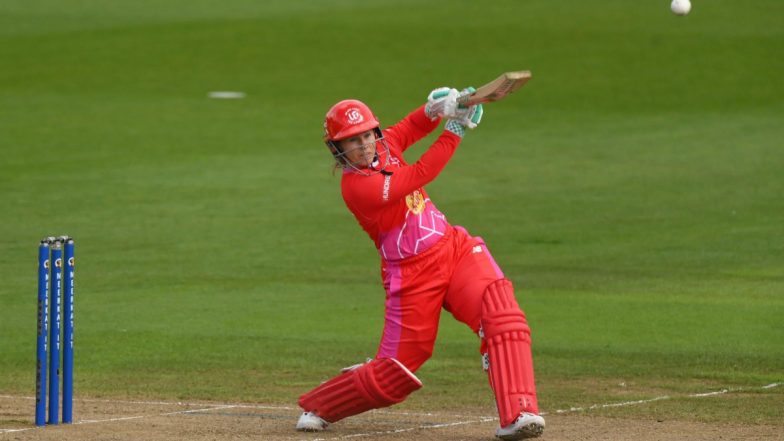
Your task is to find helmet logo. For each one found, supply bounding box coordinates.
[345,108,364,124]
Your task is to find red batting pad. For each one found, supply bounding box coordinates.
[298,358,422,423]
[482,279,539,427]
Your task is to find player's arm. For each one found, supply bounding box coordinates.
[385,130,461,199]
[382,87,461,153]
[345,110,482,208]
[382,105,440,154]
[383,99,483,198]
[344,130,460,208]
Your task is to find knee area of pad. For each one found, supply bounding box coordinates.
[487,330,531,345]
[358,358,423,405]
[481,279,529,338]
[298,358,422,424]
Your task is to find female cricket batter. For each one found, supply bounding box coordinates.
[296,88,545,440]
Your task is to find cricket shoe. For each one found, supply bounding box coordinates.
[495,412,545,440]
[296,411,329,432]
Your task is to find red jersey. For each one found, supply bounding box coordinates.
[341,105,461,261]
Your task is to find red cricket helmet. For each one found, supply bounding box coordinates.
[323,99,389,174]
[324,99,380,142]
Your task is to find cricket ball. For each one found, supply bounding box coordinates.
[671,0,691,16]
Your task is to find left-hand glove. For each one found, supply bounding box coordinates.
[425,87,459,120]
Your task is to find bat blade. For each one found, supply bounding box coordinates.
[458,70,532,106]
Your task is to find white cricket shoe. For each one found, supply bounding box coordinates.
[495,412,545,440]
[296,411,329,432]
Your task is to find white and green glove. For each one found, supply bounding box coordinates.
[425,87,459,120]
[442,87,483,137]
[427,86,483,137]
[444,90,483,138]
[445,105,483,137]
[451,87,483,129]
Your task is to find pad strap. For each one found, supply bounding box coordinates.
[298,358,422,423]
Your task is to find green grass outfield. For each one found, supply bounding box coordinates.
[1,0,782,426]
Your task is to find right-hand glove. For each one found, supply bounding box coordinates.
[425,87,459,120]
[445,103,483,137]
[457,102,483,129]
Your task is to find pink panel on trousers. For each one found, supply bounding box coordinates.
[378,262,403,359]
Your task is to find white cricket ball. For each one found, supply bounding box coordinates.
[671,0,691,16]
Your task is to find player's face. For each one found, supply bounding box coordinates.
[339,130,377,167]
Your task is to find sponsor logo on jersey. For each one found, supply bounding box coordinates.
[382,175,391,201]
[345,108,364,124]
[405,190,425,215]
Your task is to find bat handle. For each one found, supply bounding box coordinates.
[456,91,473,106]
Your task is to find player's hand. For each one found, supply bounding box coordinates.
[457,103,483,129]
[445,101,483,137]
[425,87,459,121]
[451,87,484,129]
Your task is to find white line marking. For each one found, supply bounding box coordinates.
[309,418,498,441]
[551,395,671,414]
[690,389,729,397]
[549,382,781,416]
[0,394,292,410]
[0,404,239,434]
[77,404,238,424]
[369,409,495,419]
[1,382,779,436]
[75,398,293,410]
[592,395,670,409]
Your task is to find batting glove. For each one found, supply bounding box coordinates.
[445,102,483,137]
[453,102,483,128]
[425,87,459,120]
[445,119,466,137]
[450,87,484,128]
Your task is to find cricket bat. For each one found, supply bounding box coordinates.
[457,70,532,106]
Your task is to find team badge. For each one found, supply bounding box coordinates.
[405,190,425,215]
[345,108,364,124]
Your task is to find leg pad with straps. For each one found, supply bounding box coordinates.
[481,279,539,427]
[298,357,422,423]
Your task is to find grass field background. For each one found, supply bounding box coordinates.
[1,0,782,427]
